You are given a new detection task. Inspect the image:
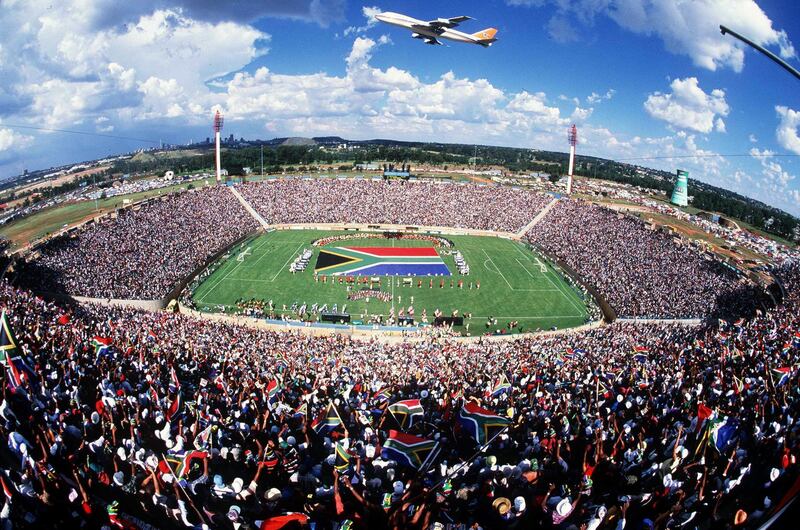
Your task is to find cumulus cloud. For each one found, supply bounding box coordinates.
[0,128,33,152]
[775,106,800,155]
[81,0,345,29]
[644,77,729,134]
[344,6,382,36]
[586,89,615,105]
[507,0,795,72]
[749,147,797,210]
[0,5,268,128]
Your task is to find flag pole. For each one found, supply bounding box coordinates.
[401,424,511,509]
[430,424,511,492]
[159,453,209,525]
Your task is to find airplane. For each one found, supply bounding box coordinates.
[374,12,497,47]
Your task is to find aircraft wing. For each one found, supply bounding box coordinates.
[423,16,472,29]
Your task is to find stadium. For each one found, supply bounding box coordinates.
[2,171,799,530]
[1,2,800,530]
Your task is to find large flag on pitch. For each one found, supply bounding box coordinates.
[314,246,450,276]
[387,399,424,429]
[381,430,439,470]
[458,402,511,445]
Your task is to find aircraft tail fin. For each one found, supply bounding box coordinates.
[472,28,498,45]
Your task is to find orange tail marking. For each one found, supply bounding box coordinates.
[473,28,498,41]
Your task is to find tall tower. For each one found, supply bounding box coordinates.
[213,110,224,183]
[566,124,577,195]
[671,169,689,207]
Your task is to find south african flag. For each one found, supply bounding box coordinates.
[381,430,439,469]
[312,402,343,435]
[387,399,424,429]
[314,246,450,276]
[458,402,511,445]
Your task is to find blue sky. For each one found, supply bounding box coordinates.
[1,1,800,215]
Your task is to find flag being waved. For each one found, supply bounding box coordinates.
[381,430,439,470]
[1,311,35,390]
[490,375,511,397]
[311,402,343,435]
[457,402,511,444]
[387,399,424,429]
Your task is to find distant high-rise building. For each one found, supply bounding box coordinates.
[671,170,689,207]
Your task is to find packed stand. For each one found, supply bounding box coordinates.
[238,179,552,233]
[527,199,747,319]
[21,188,258,300]
[0,260,799,528]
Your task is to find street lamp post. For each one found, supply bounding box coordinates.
[720,25,800,82]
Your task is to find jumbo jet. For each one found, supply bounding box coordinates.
[374,11,497,47]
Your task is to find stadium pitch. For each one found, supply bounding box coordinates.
[190,229,592,335]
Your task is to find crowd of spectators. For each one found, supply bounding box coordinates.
[22,188,257,300]
[527,200,750,320]
[0,257,798,529]
[238,179,552,233]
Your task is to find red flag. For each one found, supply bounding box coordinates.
[170,366,181,391]
[0,474,14,500]
[167,393,182,421]
[259,514,310,530]
[696,403,714,432]
[57,314,70,325]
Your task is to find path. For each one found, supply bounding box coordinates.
[516,197,559,238]
[228,186,270,230]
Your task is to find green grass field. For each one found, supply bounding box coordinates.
[191,230,592,335]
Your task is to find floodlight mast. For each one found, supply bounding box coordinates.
[567,124,577,195]
[213,111,224,182]
[720,25,800,82]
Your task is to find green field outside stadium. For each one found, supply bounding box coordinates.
[190,229,592,335]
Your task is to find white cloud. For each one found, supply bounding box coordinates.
[570,107,593,122]
[775,106,800,155]
[507,0,795,72]
[75,0,346,29]
[0,128,33,153]
[748,148,799,211]
[586,89,615,104]
[344,6,382,36]
[749,134,758,143]
[644,77,729,134]
[0,6,267,129]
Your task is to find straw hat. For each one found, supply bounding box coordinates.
[492,497,511,515]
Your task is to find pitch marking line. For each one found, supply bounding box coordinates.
[271,242,305,282]
[511,242,587,316]
[242,238,280,270]
[481,249,557,292]
[515,258,536,279]
[197,236,271,301]
[481,249,513,290]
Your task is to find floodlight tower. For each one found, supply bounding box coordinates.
[566,124,577,195]
[213,110,224,183]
